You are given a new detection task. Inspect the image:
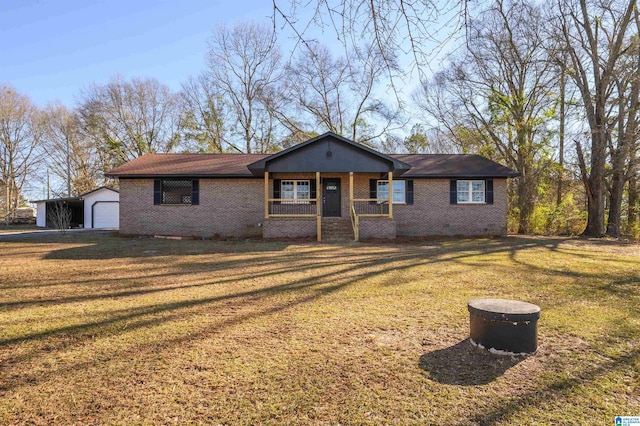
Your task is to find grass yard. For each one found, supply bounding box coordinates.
[0,224,38,234]
[0,233,638,425]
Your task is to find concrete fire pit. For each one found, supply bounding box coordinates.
[467,298,541,355]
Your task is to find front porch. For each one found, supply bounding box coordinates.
[248,133,410,242]
[261,171,397,241]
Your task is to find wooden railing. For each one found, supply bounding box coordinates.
[267,199,317,216]
[350,199,391,241]
[350,203,359,241]
[352,199,389,216]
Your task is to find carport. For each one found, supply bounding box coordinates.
[44,198,84,228]
[34,187,119,229]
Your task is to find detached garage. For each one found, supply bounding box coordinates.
[35,187,119,229]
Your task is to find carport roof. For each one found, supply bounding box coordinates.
[32,186,119,203]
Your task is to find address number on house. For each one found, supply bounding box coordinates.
[326,185,337,190]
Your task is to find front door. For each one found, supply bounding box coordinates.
[322,178,341,217]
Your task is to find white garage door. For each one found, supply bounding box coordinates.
[93,202,119,228]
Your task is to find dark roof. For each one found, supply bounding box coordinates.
[390,154,519,178]
[105,152,518,179]
[105,153,268,178]
[247,132,411,174]
[32,195,82,203]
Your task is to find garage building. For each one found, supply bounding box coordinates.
[34,187,119,229]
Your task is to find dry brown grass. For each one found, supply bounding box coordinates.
[0,224,38,234]
[0,233,638,425]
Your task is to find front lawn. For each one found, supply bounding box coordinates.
[0,233,638,424]
[0,224,38,234]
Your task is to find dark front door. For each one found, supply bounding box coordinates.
[322,178,341,217]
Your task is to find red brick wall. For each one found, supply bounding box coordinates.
[263,217,316,238]
[359,217,396,239]
[119,178,263,238]
[119,176,508,238]
[394,178,508,237]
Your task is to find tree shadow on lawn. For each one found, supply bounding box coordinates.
[419,339,527,385]
[469,338,640,424]
[0,252,417,393]
[22,233,566,261]
[2,233,638,422]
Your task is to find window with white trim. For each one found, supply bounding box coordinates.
[457,180,485,203]
[377,180,406,204]
[281,180,310,203]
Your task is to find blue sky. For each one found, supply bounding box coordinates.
[0,0,274,106]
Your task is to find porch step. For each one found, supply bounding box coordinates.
[321,218,354,242]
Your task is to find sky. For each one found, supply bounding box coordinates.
[0,0,275,106]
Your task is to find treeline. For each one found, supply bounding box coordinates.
[1,0,638,238]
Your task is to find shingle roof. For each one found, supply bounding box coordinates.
[105,153,269,177]
[390,154,519,178]
[105,153,518,178]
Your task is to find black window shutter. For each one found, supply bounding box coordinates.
[273,179,281,205]
[192,180,199,205]
[154,179,162,205]
[450,179,457,205]
[406,180,414,205]
[310,179,316,200]
[369,179,377,204]
[486,179,494,204]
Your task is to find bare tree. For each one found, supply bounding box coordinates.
[42,103,101,196]
[0,84,43,224]
[417,0,557,233]
[281,42,400,144]
[552,0,637,236]
[272,0,473,85]
[49,201,72,232]
[205,21,284,153]
[607,36,640,237]
[78,76,184,168]
[180,74,228,153]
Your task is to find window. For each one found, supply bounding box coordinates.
[158,179,194,205]
[377,180,406,204]
[457,180,485,204]
[281,180,310,203]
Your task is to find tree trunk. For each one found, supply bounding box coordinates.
[584,151,606,236]
[607,170,626,237]
[516,172,535,234]
[557,67,565,207]
[628,176,638,231]
[576,138,605,236]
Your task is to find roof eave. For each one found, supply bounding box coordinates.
[107,173,258,179]
[403,173,520,178]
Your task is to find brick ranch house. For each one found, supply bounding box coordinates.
[105,132,518,241]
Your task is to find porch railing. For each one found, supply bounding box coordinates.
[352,198,389,216]
[268,199,318,216]
[350,199,391,241]
[350,203,359,241]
